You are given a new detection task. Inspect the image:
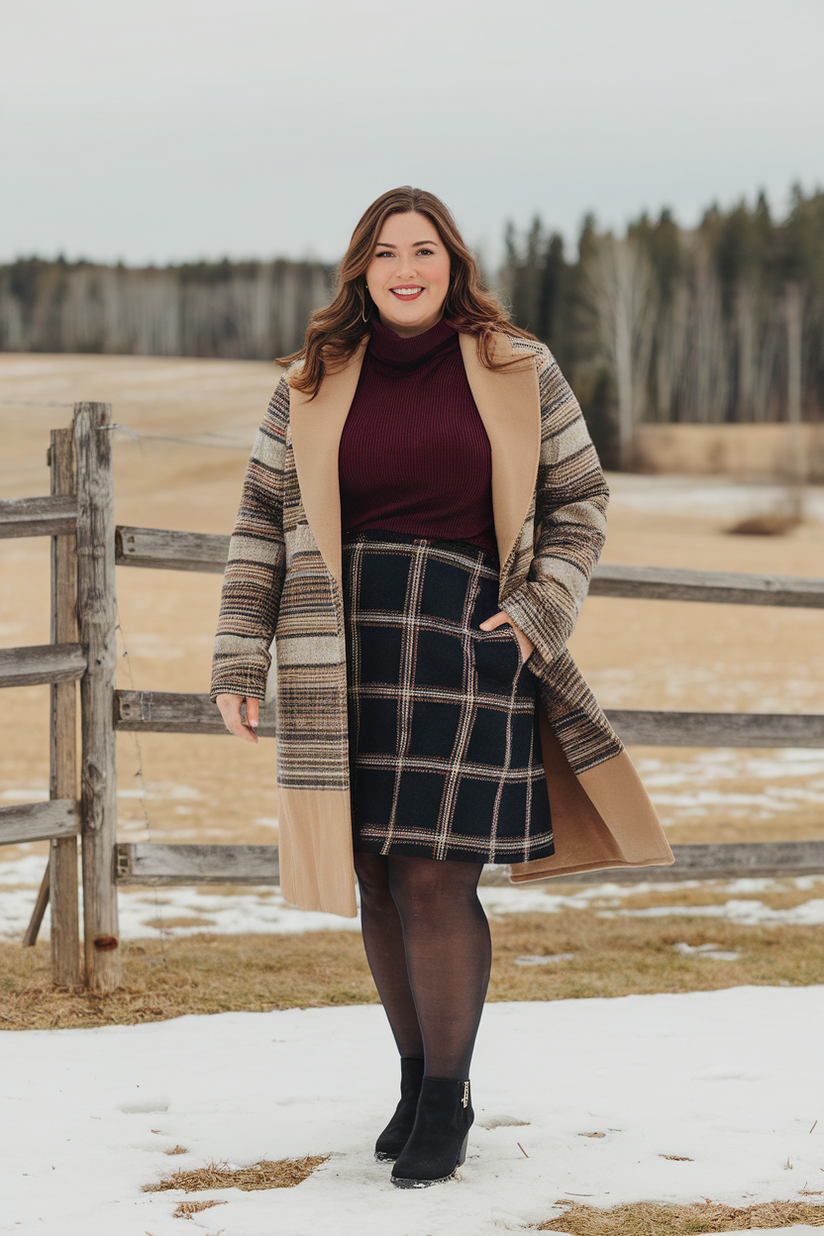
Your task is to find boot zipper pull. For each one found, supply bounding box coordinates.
[462,1081,469,1108]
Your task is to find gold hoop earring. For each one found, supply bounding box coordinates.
[359,284,370,323]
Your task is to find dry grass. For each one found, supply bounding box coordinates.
[165,1145,188,1156]
[611,882,824,913]
[145,1155,327,1193]
[727,512,802,536]
[3,908,823,1030]
[0,929,376,1030]
[172,1198,226,1219]
[538,1198,824,1232]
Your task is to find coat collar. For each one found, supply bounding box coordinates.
[288,331,540,588]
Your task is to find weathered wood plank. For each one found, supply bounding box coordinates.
[116,843,280,886]
[22,864,51,949]
[48,427,81,983]
[115,690,277,736]
[606,709,824,748]
[0,495,76,539]
[590,562,824,608]
[114,694,823,748]
[112,531,824,611]
[0,643,86,689]
[0,800,79,846]
[493,840,824,885]
[75,403,121,991]
[117,839,824,888]
[115,526,229,573]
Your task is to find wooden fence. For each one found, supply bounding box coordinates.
[2,403,824,991]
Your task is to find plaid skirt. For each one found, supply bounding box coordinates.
[343,531,553,863]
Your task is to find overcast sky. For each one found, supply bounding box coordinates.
[2,0,823,268]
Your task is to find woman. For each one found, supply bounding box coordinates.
[212,187,672,1188]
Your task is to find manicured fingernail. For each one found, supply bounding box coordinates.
[250,720,258,727]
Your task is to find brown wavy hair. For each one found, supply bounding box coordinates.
[278,186,536,397]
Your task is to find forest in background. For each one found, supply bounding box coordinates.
[2,187,822,467]
[501,186,824,466]
[0,258,332,362]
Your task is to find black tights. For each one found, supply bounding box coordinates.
[354,852,492,1080]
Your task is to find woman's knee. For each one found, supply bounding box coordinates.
[387,855,483,915]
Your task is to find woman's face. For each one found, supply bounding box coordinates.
[364,211,451,337]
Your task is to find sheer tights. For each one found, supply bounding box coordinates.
[354,852,491,1080]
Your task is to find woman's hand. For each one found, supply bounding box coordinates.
[216,694,259,743]
[479,612,535,664]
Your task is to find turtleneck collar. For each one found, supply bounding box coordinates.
[367,315,458,370]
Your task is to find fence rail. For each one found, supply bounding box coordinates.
[115,690,277,735]
[588,563,824,608]
[0,644,87,689]
[117,843,281,885]
[0,494,77,538]
[0,800,79,847]
[113,525,824,608]
[115,838,824,888]
[112,690,824,748]
[484,840,824,884]
[606,709,824,747]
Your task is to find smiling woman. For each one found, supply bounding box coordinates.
[210,185,672,1191]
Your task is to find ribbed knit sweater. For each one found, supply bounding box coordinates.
[339,316,496,554]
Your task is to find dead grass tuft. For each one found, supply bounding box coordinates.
[172,1198,226,1219]
[145,1154,328,1194]
[727,512,801,536]
[538,1198,824,1232]
[165,1145,188,1156]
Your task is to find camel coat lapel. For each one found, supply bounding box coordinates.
[458,333,541,578]
[288,340,368,588]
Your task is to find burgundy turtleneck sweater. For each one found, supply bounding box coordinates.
[338,317,496,555]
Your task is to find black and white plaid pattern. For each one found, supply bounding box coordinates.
[343,532,553,864]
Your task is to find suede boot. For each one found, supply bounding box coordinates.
[374,1056,425,1162]
[391,1076,473,1187]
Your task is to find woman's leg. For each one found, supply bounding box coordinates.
[387,855,491,1080]
[354,851,424,1058]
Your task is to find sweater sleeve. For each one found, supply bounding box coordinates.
[210,376,289,701]
[501,345,608,676]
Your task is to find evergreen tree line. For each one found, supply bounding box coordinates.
[498,187,824,466]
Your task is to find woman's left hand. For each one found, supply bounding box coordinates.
[479,612,535,664]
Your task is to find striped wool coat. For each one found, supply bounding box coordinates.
[211,331,673,916]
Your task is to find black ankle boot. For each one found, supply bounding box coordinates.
[390,1076,473,1187]
[374,1057,425,1162]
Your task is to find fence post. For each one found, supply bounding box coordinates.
[48,427,81,986]
[74,403,121,991]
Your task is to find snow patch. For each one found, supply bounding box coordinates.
[2,989,824,1234]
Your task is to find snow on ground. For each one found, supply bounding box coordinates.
[3,853,824,942]
[2,988,823,1236]
[633,750,824,823]
[605,474,824,523]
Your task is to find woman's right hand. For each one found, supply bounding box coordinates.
[216,694,259,743]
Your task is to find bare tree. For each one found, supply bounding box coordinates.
[784,280,806,510]
[585,235,657,469]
